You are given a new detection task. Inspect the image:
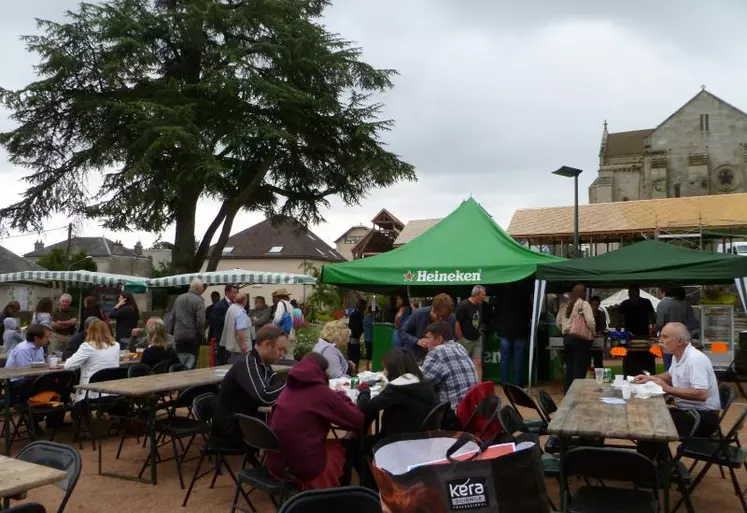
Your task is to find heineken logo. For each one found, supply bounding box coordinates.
[403,269,482,283]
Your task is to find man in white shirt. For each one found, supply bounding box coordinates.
[221,294,253,364]
[635,322,721,437]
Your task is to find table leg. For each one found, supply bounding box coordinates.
[96,402,103,475]
[3,379,11,456]
[148,396,157,485]
[558,436,568,512]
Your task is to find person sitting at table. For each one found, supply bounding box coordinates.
[635,322,721,437]
[213,324,289,448]
[421,321,477,414]
[127,316,176,351]
[267,352,364,489]
[2,317,24,355]
[64,319,121,406]
[313,320,356,379]
[140,319,180,369]
[5,324,51,417]
[63,316,100,360]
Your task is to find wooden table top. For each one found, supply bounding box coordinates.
[547,379,680,442]
[76,364,292,397]
[0,454,67,497]
[0,359,140,381]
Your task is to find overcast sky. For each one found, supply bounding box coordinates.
[2,0,747,256]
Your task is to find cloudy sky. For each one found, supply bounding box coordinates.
[2,0,747,256]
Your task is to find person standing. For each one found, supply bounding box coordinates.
[250,296,272,338]
[0,301,20,341]
[51,293,77,354]
[657,287,697,371]
[456,286,486,382]
[32,298,54,329]
[271,288,296,358]
[556,284,596,393]
[205,291,220,330]
[209,285,238,365]
[495,283,532,385]
[109,293,140,346]
[397,293,457,362]
[347,298,366,372]
[220,294,253,364]
[619,285,656,376]
[171,279,206,360]
[79,296,108,330]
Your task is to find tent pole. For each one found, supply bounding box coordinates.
[735,278,747,313]
[528,279,546,391]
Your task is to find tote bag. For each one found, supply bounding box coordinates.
[372,431,550,513]
[569,303,593,341]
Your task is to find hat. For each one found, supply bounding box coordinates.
[272,288,290,297]
[3,317,17,331]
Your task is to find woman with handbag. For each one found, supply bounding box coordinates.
[556,284,596,393]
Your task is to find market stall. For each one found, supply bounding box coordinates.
[531,240,747,384]
[146,269,316,288]
[320,198,564,380]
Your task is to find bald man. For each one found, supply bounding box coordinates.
[635,322,721,437]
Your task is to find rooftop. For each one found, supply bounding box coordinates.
[604,129,654,157]
[393,218,441,246]
[24,237,139,258]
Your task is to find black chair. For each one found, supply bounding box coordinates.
[667,410,700,513]
[231,414,297,512]
[278,486,381,513]
[461,393,502,444]
[562,447,658,513]
[502,384,548,434]
[169,362,188,373]
[537,390,558,418]
[151,359,172,375]
[182,393,247,507]
[720,384,737,422]
[3,504,46,513]
[419,401,451,431]
[128,363,151,378]
[716,359,747,399]
[72,366,130,450]
[676,407,747,513]
[12,371,77,446]
[16,441,82,513]
[137,384,219,489]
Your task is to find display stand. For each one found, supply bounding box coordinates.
[699,304,734,371]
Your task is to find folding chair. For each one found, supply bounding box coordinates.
[72,366,130,450]
[716,359,747,399]
[11,371,76,446]
[562,447,658,513]
[169,362,188,372]
[278,486,381,513]
[419,401,451,431]
[3,504,46,513]
[16,441,82,513]
[676,407,747,513]
[502,383,548,435]
[666,409,700,513]
[151,359,172,375]
[461,393,502,444]
[231,414,297,512]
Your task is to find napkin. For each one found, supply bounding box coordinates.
[632,381,664,399]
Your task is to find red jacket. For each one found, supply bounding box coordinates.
[267,357,364,481]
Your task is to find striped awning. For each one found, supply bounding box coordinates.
[146,269,316,288]
[0,270,147,288]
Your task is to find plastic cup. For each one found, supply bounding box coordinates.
[614,374,624,384]
[594,368,604,384]
[49,355,58,368]
[622,385,632,400]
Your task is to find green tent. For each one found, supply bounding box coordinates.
[536,239,747,287]
[320,198,563,293]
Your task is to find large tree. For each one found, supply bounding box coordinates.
[0,0,414,273]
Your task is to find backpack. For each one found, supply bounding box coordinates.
[277,301,293,334]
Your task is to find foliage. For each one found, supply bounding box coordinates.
[294,323,323,360]
[150,260,174,279]
[0,0,415,273]
[300,262,345,323]
[36,248,97,272]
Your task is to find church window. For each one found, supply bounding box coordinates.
[700,114,710,131]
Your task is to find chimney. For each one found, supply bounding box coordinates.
[34,240,44,252]
[134,241,143,257]
[112,240,124,255]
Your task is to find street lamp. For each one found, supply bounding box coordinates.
[68,255,93,271]
[552,166,583,256]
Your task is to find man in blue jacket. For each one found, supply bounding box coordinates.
[209,285,238,365]
[397,293,458,362]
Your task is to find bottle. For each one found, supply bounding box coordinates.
[350,376,360,389]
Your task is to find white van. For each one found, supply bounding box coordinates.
[717,242,747,256]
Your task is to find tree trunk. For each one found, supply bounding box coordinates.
[171,192,200,273]
[205,205,239,272]
[194,200,230,269]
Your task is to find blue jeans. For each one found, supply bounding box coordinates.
[663,352,673,371]
[499,337,526,385]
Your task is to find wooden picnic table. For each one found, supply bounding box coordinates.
[75,362,291,485]
[0,454,67,508]
[547,379,679,442]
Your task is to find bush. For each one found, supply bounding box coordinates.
[294,324,323,360]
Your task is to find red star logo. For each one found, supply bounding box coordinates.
[404,270,414,281]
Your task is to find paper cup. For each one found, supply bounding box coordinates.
[622,385,632,400]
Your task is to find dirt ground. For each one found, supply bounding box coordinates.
[8,381,747,513]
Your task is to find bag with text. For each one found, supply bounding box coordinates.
[372,431,550,513]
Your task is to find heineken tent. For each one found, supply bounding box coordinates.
[527,240,747,386]
[147,269,316,288]
[320,198,563,293]
[0,270,147,289]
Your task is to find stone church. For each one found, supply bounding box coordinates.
[589,89,747,203]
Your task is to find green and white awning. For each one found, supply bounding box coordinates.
[146,269,316,288]
[0,270,148,288]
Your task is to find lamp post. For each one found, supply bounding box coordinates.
[67,255,93,271]
[552,166,583,257]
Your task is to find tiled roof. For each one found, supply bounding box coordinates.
[0,246,45,273]
[507,193,747,239]
[604,129,654,157]
[24,237,137,258]
[213,216,345,262]
[393,218,441,246]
